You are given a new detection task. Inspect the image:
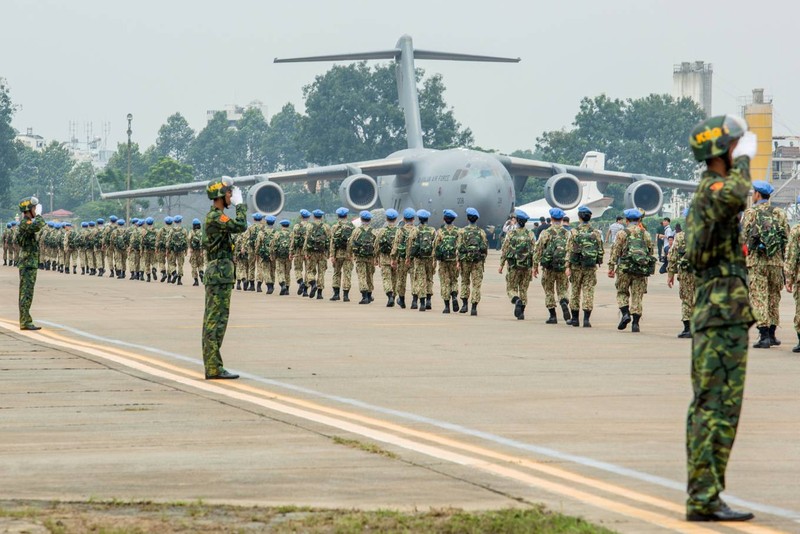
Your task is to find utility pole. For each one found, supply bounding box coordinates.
[126,113,133,223]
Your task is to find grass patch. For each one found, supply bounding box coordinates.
[332,435,400,459]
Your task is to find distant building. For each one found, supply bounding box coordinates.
[206,100,269,128]
[742,88,773,182]
[672,61,713,117]
[15,128,46,151]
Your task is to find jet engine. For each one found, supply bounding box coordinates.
[246,181,285,216]
[624,180,663,216]
[339,174,379,211]
[544,173,582,211]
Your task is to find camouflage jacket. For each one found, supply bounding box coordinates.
[741,201,789,267]
[666,231,690,276]
[16,215,46,269]
[783,224,800,287]
[609,224,653,271]
[204,204,247,285]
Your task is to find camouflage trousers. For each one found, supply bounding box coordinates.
[241,256,255,281]
[190,250,205,279]
[92,248,101,270]
[507,268,532,305]
[128,250,141,273]
[157,249,167,273]
[274,258,292,286]
[305,252,327,288]
[331,254,353,290]
[355,259,375,292]
[63,250,73,268]
[411,257,435,296]
[378,254,397,295]
[103,248,113,272]
[394,259,411,298]
[257,259,275,285]
[114,249,127,272]
[678,272,697,322]
[541,268,569,308]
[748,264,782,327]
[616,272,647,314]
[142,251,156,275]
[202,282,234,376]
[686,323,748,515]
[18,267,38,328]
[569,266,597,311]
[438,260,459,299]
[167,251,187,277]
[292,254,306,282]
[460,261,484,304]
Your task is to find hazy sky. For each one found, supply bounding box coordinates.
[3,0,798,157]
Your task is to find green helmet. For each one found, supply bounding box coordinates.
[18,196,39,213]
[206,176,233,200]
[689,115,748,162]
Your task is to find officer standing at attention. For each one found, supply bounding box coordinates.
[742,180,789,348]
[783,218,800,352]
[329,207,355,302]
[390,208,416,309]
[405,209,436,311]
[565,205,603,327]
[374,208,400,307]
[304,209,330,299]
[533,208,571,324]
[457,207,488,316]
[202,177,247,380]
[498,209,535,320]
[608,208,654,333]
[433,209,461,314]
[667,212,695,338]
[348,210,378,304]
[684,115,757,522]
[17,197,45,330]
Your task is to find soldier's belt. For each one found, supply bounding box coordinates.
[696,263,748,284]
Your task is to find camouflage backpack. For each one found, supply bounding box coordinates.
[292,225,307,250]
[332,222,354,250]
[504,229,533,269]
[395,226,410,258]
[674,239,691,272]
[540,226,568,272]
[569,226,602,268]
[434,227,458,261]
[411,226,435,258]
[352,227,375,258]
[619,229,656,276]
[378,225,398,254]
[273,231,291,259]
[306,223,328,253]
[748,206,787,258]
[143,229,157,251]
[258,232,271,261]
[459,225,486,262]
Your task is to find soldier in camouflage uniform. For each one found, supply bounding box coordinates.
[433,209,461,314]
[533,208,571,324]
[390,208,416,309]
[10,221,20,266]
[168,216,189,285]
[348,210,377,304]
[271,219,293,295]
[457,207,488,316]
[17,196,46,330]
[101,216,117,276]
[667,225,695,338]
[608,209,654,333]
[291,209,311,295]
[405,209,436,311]
[113,219,128,279]
[741,180,789,349]
[374,209,400,307]
[94,218,106,276]
[234,232,248,291]
[189,218,205,286]
[88,220,100,274]
[156,217,171,282]
[78,222,89,273]
[255,215,277,293]
[240,214,260,291]
[142,217,157,281]
[565,206,603,327]
[63,222,76,274]
[499,209,535,320]
[202,177,246,380]
[303,209,330,299]
[128,219,144,280]
[783,223,800,352]
[329,207,355,302]
[684,115,757,522]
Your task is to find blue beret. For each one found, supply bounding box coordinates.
[443,209,457,219]
[624,208,642,220]
[514,209,529,221]
[131,218,139,224]
[360,210,372,221]
[89,221,96,227]
[466,207,480,218]
[146,217,155,225]
[549,207,565,220]
[6,222,10,228]
[279,219,290,226]
[137,219,144,226]
[266,215,276,224]
[116,219,124,225]
[403,208,416,219]
[97,218,105,224]
[252,213,264,221]
[109,215,118,222]
[47,221,54,227]
[336,207,349,217]
[174,215,183,222]
[65,222,72,227]
[577,205,592,215]
[312,209,324,217]
[752,180,774,195]
[300,209,311,218]
[192,218,201,225]
[52,222,60,229]
[385,208,398,220]
[81,222,88,227]
[416,209,430,219]
[165,217,173,224]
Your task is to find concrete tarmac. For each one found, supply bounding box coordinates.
[1,251,798,533]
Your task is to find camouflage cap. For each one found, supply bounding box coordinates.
[689,115,747,162]
[18,196,39,213]
[207,176,234,200]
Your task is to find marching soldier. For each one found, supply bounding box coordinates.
[329,207,355,302]
[565,206,604,327]
[271,219,293,296]
[433,209,460,314]
[169,215,189,285]
[390,208,416,309]
[456,207,488,316]
[17,196,45,330]
[156,217,172,282]
[533,208,571,324]
[242,214,261,291]
[348,211,377,304]
[254,215,277,293]
[405,209,436,311]
[128,219,144,280]
[113,219,128,279]
[86,220,98,275]
[291,209,311,295]
[742,180,789,348]
[142,217,157,282]
[79,222,89,273]
[374,208,400,307]
[62,222,73,274]
[189,218,205,286]
[499,209,535,320]
[234,231,248,291]
[667,224,694,338]
[608,208,655,333]
[784,223,800,352]
[304,209,330,299]
[103,215,118,276]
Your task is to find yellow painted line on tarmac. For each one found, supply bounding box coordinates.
[1,320,786,534]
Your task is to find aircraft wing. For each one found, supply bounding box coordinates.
[100,157,412,200]
[495,155,697,192]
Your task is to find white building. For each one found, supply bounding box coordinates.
[672,61,713,117]
[15,128,45,151]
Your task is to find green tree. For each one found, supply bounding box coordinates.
[0,78,18,210]
[61,161,96,209]
[188,111,237,181]
[103,142,149,192]
[266,103,306,171]
[143,156,194,212]
[8,141,75,213]
[233,107,270,175]
[153,112,195,163]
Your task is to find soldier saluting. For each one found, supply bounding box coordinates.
[17,196,45,330]
[202,177,247,380]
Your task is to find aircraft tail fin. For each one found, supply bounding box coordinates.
[579,151,606,171]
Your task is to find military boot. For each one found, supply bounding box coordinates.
[236,279,242,290]
[161,270,168,282]
[753,327,771,349]
[296,279,305,295]
[515,300,524,319]
[368,291,374,302]
[152,268,158,279]
[678,320,691,338]
[81,267,86,275]
[583,310,592,328]
[470,303,478,316]
[410,295,418,309]
[568,310,579,327]
[419,296,426,311]
[140,271,146,281]
[792,333,800,353]
[267,283,274,294]
[193,277,199,286]
[425,294,432,310]
[359,291,369,304]
[343,289,350,302]
[64,267,69,275]
[301,284,309,297]
[309,283,318,299]
[316,289,323,300]
[769,325,781,346]
[256,281,263,292]
[617,306,631,330]
[398,295,406,309]
[511,296,519,304]
[559,298,570,321]
[128,270,134,280]
[545,308,557,324]
[330,288,340,301]
[147,273,151,282]
[73,266,77,274]
[517,304,526,321]
[442,300,451,314]
[118,270,125,279]
[450,292,459,312]
[459,298,468,313]
[279,282,288,296]
[631,314,641,333]
[198,270,204,283]
[387,292,395,307]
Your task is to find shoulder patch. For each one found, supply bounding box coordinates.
[26,220,32,225]
[219,214,230,223]
[709,181,724,191]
